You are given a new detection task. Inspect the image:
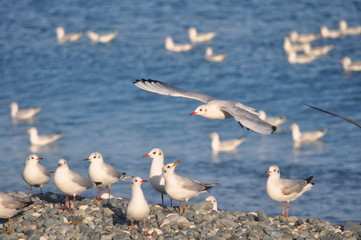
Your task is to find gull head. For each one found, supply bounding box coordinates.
[340,57,351,66]
[9,102,18,110]
[209,132,219,139]
[190,104,208,116]
[84,152,103,162]
[143,148,163,159]
[205,196,218,211]
[131,176,147,186]
[27,127,38,135]
[57,159,69,168]
[289,123,299,131]
[265,165,280,176]
[26,154,43,164]
[162,160,180,175]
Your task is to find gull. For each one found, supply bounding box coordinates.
[205,196,218,211]
[258,110,287,127]
[22,154,51,194]
[265,165,315,217]
[205,47,227,62]
[187,27,217,44]
[305,104,361,129]
[303,44,335,57]
[55,27,83,44]
[9,102,41,120]
[162,160,219,214]
[338,20,361,35]
[290,123,328,143]
[0,192,33,235]
[164,36,194,52]
[27,127,63,146]
[86,30,119,43]
[126,177,150,236]
[142,148,171,206]
[287,51,317,64]
[54,159,99,211]
[134,79,276,135]
[340,57,361,72]
[289,30,319,43]
[283,37,310,55]
[84,152,128,200]
[320,26,342,38]
[209,132,246,153]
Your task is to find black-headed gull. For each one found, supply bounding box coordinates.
[126,177,150,236]
[9,102,41,120]
[283,37,310,55]
[142,148,171,206]
[303,44,335,57]
[258,110,287,127]
[340,57,361,72]
[187,27,217,44]
[134,79,277,135]
[320,26,342,38]
[55,27,83,44]
[205,196,218,211]
[209,132,246,153]
[265,165,315,217]
[54,159,99,211]
[290,123,328,143]
[86,30,119,43]
[305,104,361,129]
[22,154,50,194]
[205,47,227,62]
[162,160,219,214]
[289,30,319,43]
[27,127,63,146]
[164,37,194,52]
[84,152,128,200]
[338,20,361,35]
[287,51,317,64]
[0,192,32,235]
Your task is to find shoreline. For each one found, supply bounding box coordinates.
[1,191,360,240]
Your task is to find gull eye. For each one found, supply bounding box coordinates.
[153,152,156,154]
[163,170,166,173]
[135,179,138,182]
[167,166,170,168]
[159,153,162,156]
[93,155,96,158]
[199,108,202,112]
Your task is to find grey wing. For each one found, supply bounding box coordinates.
[279,179,307,195]
[70,171,94,189]
[105,164,125,179]
[38,164,50,177]
[179,176,206,192]
[134,79,215,103]
[0,194,26,210]
[221,103,276,135]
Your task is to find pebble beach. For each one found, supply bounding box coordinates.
[1,191,360,240]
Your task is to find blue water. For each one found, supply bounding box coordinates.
[1,0,361,225]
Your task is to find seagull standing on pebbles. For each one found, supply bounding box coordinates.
[205,196,218,211]
[134,79,276,135]
[27,127,63,146]
[265,165,315,217]
[162,160,219,214]
[22,154,50,194]
[9,102,41,120]
[85,152,128,200]
[54,159,99,211]
[127,177,150,236]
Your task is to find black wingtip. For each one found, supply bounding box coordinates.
[271,125,277,133]
[304,176,314,183]
[95,181,102,186]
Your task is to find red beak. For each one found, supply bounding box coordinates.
[84,158,90,161]
[142,154,150,158]
[265,170,271,174]
[141,180,147,183]
[37,157,43,160]
[189,112,197,115]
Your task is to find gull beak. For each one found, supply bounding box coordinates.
[265,170,271,174]
[189,112,197,115]
[84,158,90,161]
[173,160,180,167]
[37,157,43,160]
[142,154,150,158]
[141,180,147,183]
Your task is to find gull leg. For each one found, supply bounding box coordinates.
[281,202,285,216]
[61,195,69,210]
[73,194,77,210]
[108,186,111,199]
[130,220,134,233]
[96,187,102,200]
[40,185,43,194]
[185,200,189,213]
[143,219,151,236]
[29,185,33,195]
[179,201,183,214]
[286,202,290,217]
[2,217,12,235]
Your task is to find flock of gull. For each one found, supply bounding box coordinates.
[55,27,119,44]
[284,20,361,71]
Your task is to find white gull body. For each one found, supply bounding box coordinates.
[187,27,217,43]
[27,127,63,146]
[258,110,287,127]
[303,44,335,57]
[340,57,361,72]
[56,27,83,44]
[338,20,361,35]
[126,177,150,235]
[164,36,193,52]
[163,160,218,214]
[54,159,97,210]
[288,51,317,64]
[290,123,328,143]
[9,102,41,120]
[205,196,218,211]
[22,154,50,194]
[283,37,309,55]
[85,152,128,200]
[205,47,227,62]
[289,30,319,43]
[266,165,315,217]
[320,26,342,38]
[86,30,119,43]
[134,79,276,135]
[209,132,246,153]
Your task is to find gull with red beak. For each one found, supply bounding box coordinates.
[162,160,219,214]
[22,154,51,194]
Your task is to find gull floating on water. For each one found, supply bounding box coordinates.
[320,26,342,38]
[187,27,217,44]
[265,165,315,217]
[55,27,83,44]
[290,123,328,143]
[0,192,33,235]
[289,30,319,43]
[126,177,150,236]
[338,20,361,35]
[303,44,335,57]
[54,159,99,211]
[258,110,287,127]
[9,102,41,120]
[134,79,276,135]
[86,30,119,43]
[205,196,218,211]
[340,57,361,72]
[205,47,227,62]
[22,154,51,195]
[287,51,317,64]
[162,160,219,214]
[209,132,246,153]
[283,37,310,55]
[85,152,128,200]
[164,36,194,52]
[27,127,63,146]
